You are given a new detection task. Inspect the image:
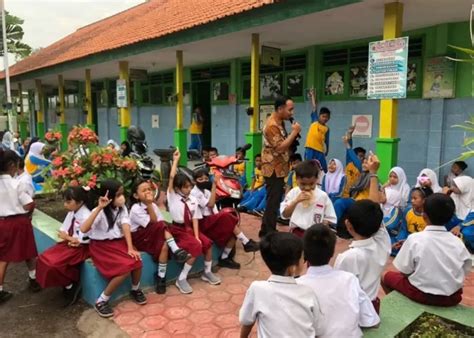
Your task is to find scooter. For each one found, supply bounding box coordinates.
[127,126,155,179]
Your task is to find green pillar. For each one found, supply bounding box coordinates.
[174,128,188,167]
[245,132,263,184]
[37,122,45,139]
[120,127,128,143]
[19,119,28,140]
[59,123,68,151]
[375,138,400,183]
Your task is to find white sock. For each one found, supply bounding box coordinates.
[131,283,140,291]
[65,284,73,290]
[97,292,110,303]
[179,263,193,281]
[221,247,232,260]
[166,238,180,253]
[236,232,249,245]
[158,263,167,278]
[28,269,36,279]
[0,285,3,292]
[204,260,212,273]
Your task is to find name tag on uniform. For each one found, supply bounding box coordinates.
[313,203,325,224]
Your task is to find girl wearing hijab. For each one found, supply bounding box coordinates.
[24,137,39,158]
[120,141,132,157]
[415,168,442,193]
[381,167,410,217]
[321,159,346,203]
[2,131,15,151]
[107,140,120,151]
[446,176,474,251]
[25,142,51,183]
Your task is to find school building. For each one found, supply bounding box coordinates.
[2,0,473,183]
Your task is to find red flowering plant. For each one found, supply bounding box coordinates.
[43,126,139,196]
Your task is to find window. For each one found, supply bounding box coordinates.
[213,81,230,102]
[140,72,174,106]
[241,53,306,102]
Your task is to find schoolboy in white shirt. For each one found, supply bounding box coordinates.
[334,199,390,313]
[280,160,337,238]
[239,232,321,338]
[298,224,379,337]
[382,193,472,306]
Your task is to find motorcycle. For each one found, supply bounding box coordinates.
[127,126,155,179]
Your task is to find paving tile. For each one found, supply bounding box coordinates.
[230,294,245,306]
[215,313,240,329]
[141,330,171,338]
[187,297,212,311]
[164,318,194,335]
[225,283,248,295]
[222,275,243,284]
[140,303,166,316]
[116,300,141,313]
[115,311,144,326]
[139,315,168,331]
[219,327,241,338]
[210,301,239,314]
[191,323,221,338]
[189,309,217,324]
[208,290,232,302]
[121,324,144,337]
[146,293,167,304]
[163,306,192,320]
[162,295,188,307]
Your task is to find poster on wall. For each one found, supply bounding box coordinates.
[367,37,409,100]
[116,79,128,108]
[422,57,456,99]
[259,104,274,131]
[351,115,373,138]
[350,66,368,97]
[325,70,345,96]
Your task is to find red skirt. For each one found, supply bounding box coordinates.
[36,242,90,288]
[383,271,462,307]
[199,209,237,247]
[168,224,212,258]
[290,227,305,238]
[89,239,142,280]
[0,215,38,262]
[132,222,167,260]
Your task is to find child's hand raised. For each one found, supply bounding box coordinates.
[98,190,111,209]
[367,152,380,174]
[173,149,181,161]
[348,125,356,135]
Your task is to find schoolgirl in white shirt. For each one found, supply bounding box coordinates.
[16,157,35,198]
[167,150,220,295]
[129,179,190,294]
[36,186,92,306]
[280,160,337,238]
[80,179,146,318]
[0,149,39,304]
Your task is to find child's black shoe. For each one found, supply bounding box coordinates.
[243,239,260,252]
[28,278,41,293]
[155,277,166,294]
[173,248,191,264]
[63,283,82,307]
[94,301,114,318]
[130,289,147,305]
[218,257,241,269]
[0,290,13,304]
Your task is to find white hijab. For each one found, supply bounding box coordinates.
[385,167,410,209]
[2,131,15,150]
[415,168,442,193]
[107,139,120,151]
[324,159,345,194]
[29,142,46,159]
[451,176,474,220]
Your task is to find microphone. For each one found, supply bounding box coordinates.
[288,117,301,154]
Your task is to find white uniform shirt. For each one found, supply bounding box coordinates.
[334,227,391,300]
[129,202,165,232]
[17,172,35,198]
[167,189,202,223]
[280,186,337,230]
[394,225,472,295]
[60,205,92,244]
[297,265,380,338]
[239,275,321,338]
[88,207,130,240]
[0,174,32,216]
[190,186,218,216]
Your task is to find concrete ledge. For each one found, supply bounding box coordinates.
[363,291,474,337]
[32,209,221,306]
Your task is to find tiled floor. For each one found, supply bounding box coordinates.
[113,214,474,338]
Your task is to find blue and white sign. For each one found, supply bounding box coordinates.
[367,37,409,100]
[116,79,128,108]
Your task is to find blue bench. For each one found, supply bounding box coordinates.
[32,209,221,306]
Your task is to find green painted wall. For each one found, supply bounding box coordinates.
[448,22,473,98]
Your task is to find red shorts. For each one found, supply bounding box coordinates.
[36,242,90,288]
[168,224,212,258]
[290,227,305,238]
[383,271,462,307]
[132,222,167,260]
[371,297,380,314]
[0,215,37,262]
[199,209,237,247]
[89,239,142,280]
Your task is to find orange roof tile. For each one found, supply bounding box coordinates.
[6,0,277,78]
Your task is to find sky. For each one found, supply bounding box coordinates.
[2,0,146,68]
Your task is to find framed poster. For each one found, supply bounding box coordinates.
[350,65,368,97]
[116,79,128,108]
[259,104,274,131]
[260,74,282,101]
[324,70,345,96]
[367,37,409,99]
[422,57,455,99]
[351,115,373,138]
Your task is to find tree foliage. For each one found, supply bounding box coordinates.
[0,11,32,60]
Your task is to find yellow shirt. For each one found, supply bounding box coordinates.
[25,156,38,176]
[254,168,264,189]
[234,162,245,177]
[406,209,426,234]
[305,121,328,153]
[189,121,203,134]
[342,162,361,198]
[353,188,370,201]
